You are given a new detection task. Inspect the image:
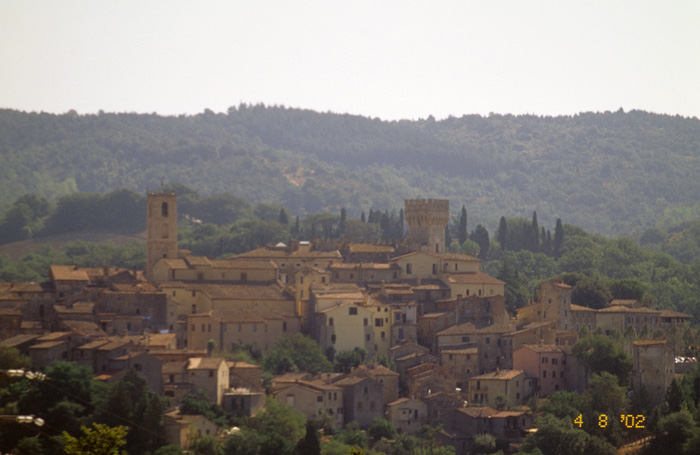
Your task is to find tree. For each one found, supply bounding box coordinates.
[0,346,31,369]
[497,216,508,250]
[571,279,611,309]
[95,368,168,454]
[573,334,632,384]
[263,334,333,375]
[531,211,539,252]
[367,417,397,443]
[63,423,128,455]
[472,433,497,454]
[520,414,615,455]
[649,409,698,453]
[540,391,585,420]
[296,420,321,455]
[470,224,490,260]
[553,218,564,258]
[279,209,290,225]
[334,347,367,374]
[458,206,468,245]
[608,278,645,301]
[338,208,347,237]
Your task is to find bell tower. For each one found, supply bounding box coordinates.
[404,199,449,253]
[146,192,178,281]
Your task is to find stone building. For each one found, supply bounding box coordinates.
[404,199,450,253]
[146,192,178,281]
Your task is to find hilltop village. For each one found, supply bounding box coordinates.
[0,194,694,454]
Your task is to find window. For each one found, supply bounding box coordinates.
[331,335,336,343]
[366,334,370,341]
[432,264,438,274]
[208,324,211,332]
[161,202,169,217]
[364,318,368,326]
[209,370,213,377]
[406,264,412,274]
[283,321,287,331]
[486,337,490,344]
[349,273,354,279]
[375,319,383,327]
[552,358,558,365]
[201,324,205,332]
[462,336,470,342]
[349,307,358,315]
[543,370,547,378]
[381,331,385,339]
[329,318,334,326]
[560,371,564,378]
[364,387,369,394]
[317,396,323,402]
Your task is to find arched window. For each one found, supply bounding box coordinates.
[161,202,169,217]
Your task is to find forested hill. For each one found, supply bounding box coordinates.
[1,106,700,236]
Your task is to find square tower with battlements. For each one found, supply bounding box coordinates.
[404,199,449,253]
[146,192,178,281]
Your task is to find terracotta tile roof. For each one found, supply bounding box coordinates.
[441,348,478,355]
[210,258,278,270]
[0,334,39,347]
[520,344,566,353]
[188,357,226,370]
[37,331,72,341]
[233,247,342,259]
[598,306,659,313]
[659,309,692,318]
[492,411,528,418]
[330,263,397,270]
[457,407,499,418]
[78,340,111,350]
[347,244,395,253]
[315,291,366,300]
[208,309,294,322]
[184,256,212,267]
[50,265,89,281]
[184,282,292,301]
[570,304,596,312]
[610,299,639,307]
[444,272,505,285]
[30,340,67,349]
[161,258,189,269]
[54,303,94,314]
[437,322,514,336]
[227,361,261,369]
[470,369,525,381]
[162,361,188,374]
[633,339,667,346]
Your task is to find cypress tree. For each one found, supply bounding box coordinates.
[554,218,564,258]
[497,216,507,250]
[398,208,405,239]
[278,208,289,225]
[338,208,347,236]
[458,205,468,245]
[531,211,539,252]
[360,211,366,223]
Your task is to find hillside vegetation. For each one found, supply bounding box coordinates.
[1,106,700,236]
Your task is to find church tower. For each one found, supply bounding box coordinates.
[404,199,449,253]
[146,192,178,281]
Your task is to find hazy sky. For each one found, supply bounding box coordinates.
[1,1,699,120]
